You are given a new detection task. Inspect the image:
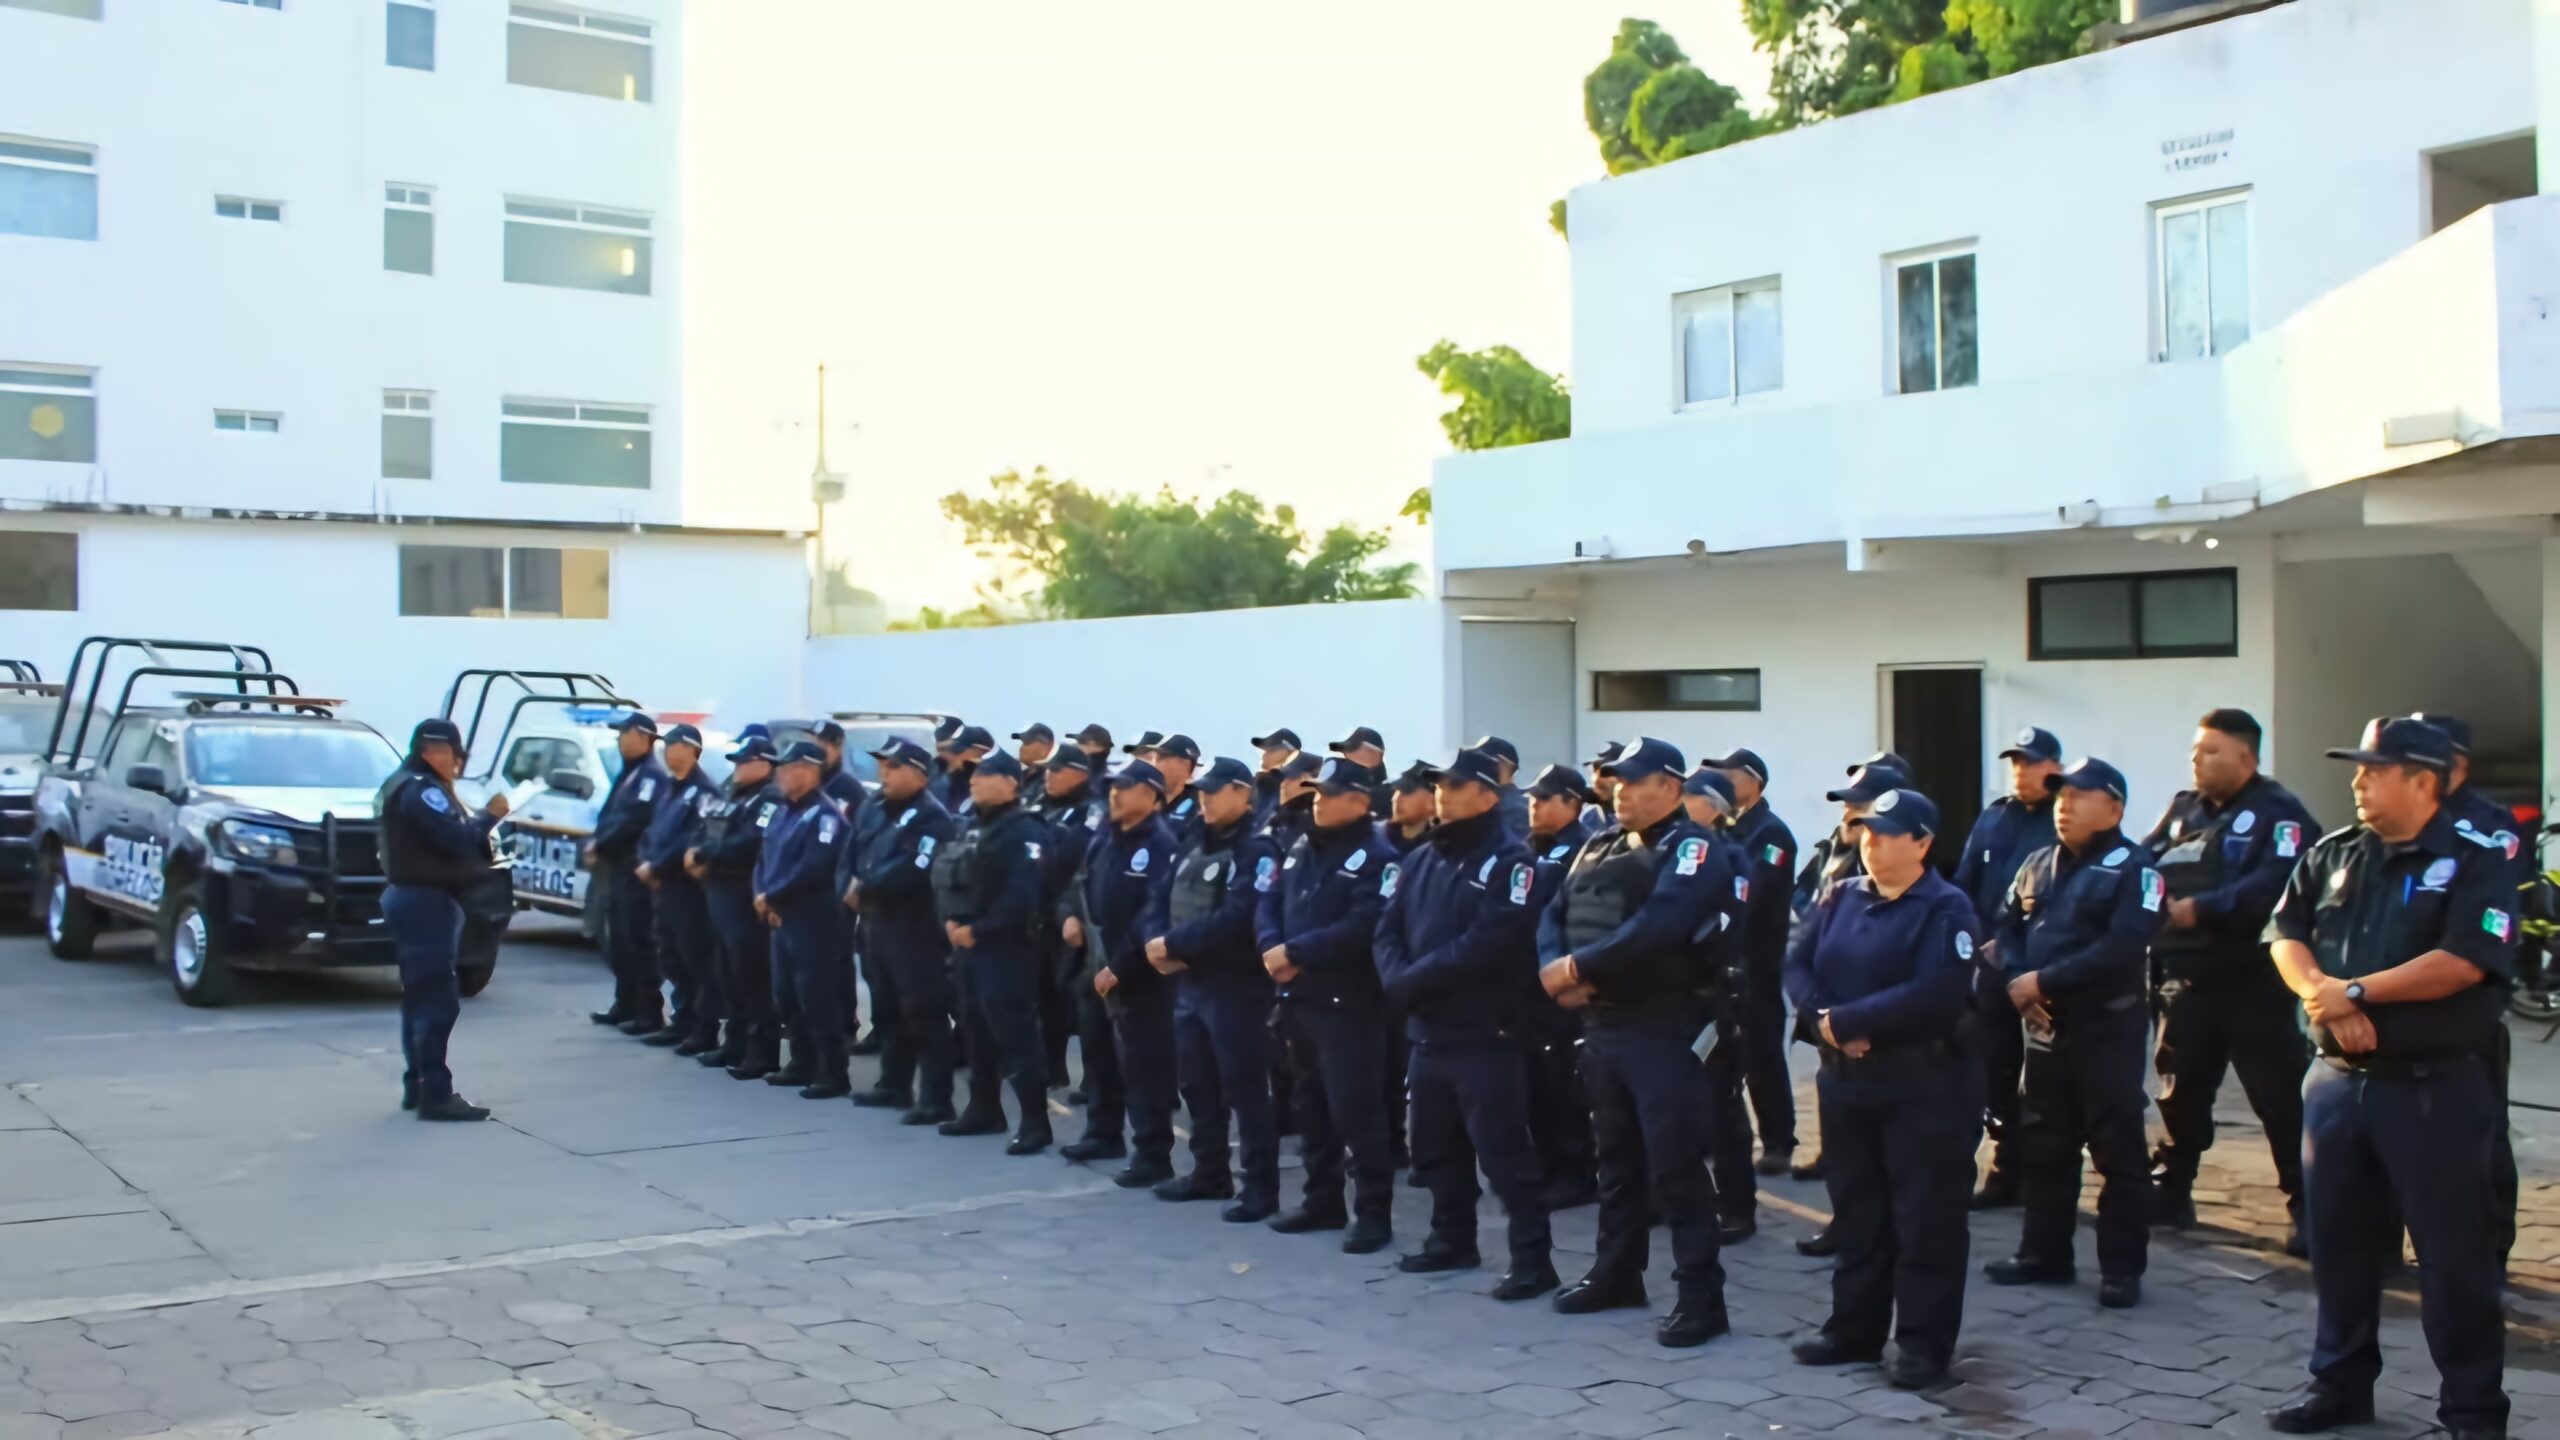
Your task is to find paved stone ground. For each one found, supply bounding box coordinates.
[3,924,2559,1438]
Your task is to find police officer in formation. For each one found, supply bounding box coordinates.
[586,711,668,1034]
[1953,727,2061,1209]
[1521,763,1598,1209]
[1077,758,1183,1183]
[690,734,784,1080]
[1036,744,1107,1099]
[638,724,720,1054]
[2141,709,2317,1254]
[1786,756,1910,1231]
[1251,727,1302,827]
[813,721,877,1057]
[1712,750,1800,1181]
[932,750,1053,1153]
[755,741,854,1098]
[380,717,509,1122]
[847,738,959,1125]
[1678,766,1761,1243]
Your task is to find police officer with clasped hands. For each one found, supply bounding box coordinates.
[587,711,668,1035]
[379,718,509,1122]
[1077,759,1182,1185]
[2262,717,2513,1440]
[756,741,853,1099]
[847,739,960,1126]
[691,735,784,1080]
[1537,736,1732,1347]
[1711,750,1799,1181]
[1955,727,2062,1210]
[931,751,1053,1155]
[637,724,720,1054]
[1521,763,1599,1210]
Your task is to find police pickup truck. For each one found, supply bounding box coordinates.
[0,660,97,912]
[33,638,510,1006]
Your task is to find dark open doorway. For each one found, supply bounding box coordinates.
[1886,666,1984,874]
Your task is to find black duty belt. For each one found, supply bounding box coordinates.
[2318,1053,2484,1081]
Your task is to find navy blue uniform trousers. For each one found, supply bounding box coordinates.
[2018,1007,2152,1276]
[1704,1029,1757,1223]
[654,877,718,1040]
[602,865,661,1023]
[1172,974,1278,1197]
[957,940,1048,1103]
[1741,954,1797,1154]
[870,919,956,1110]
[1108,984,1178,1164]
[1583,1021,1723,1303]
[386,884,463,1107]
[776,909,848,1085]
[1816,1050,1981,1364]
[1523,1010,1594,1195]
[1409,1035,1551,1265]
[703,882,773,1053]
[2303,1058,2507,1433]
[1280,998,1393,1219]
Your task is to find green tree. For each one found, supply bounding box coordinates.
[1406,341,1572,519]
[939,468,1419,620]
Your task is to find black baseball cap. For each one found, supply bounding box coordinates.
[933,717,964,744]
[1682,767,1738,812]
[1599,736,1684,784]
[1713,749,1767,785]
[1587,740,1625,768]
[662,722,704,751]
[1123,729,1166,755]
[609,711,659,737]
[726,735,777,765]
[954,725,995,754]
[813,719,847,747]
[1826,763,1910,806]
[409,718,465,753]
[2407,712,2473,754]
[869,737,932,772]
[2047,756,2131,802]
[1467,736,1519,769]
[1855,788,1940,839]
[1073,722,1113,750]
[1526,763,1594,804]
[1311,757,1380,796]
[976,750,1025,781]
[1012,722,1055,745]
[1389,759,1439,793]
[1845,750,1912,777]
[1196,756,1256,791]
[1047,746,1096,774]
[777,739,828,768]
[1156,734,1202,764]
[1251,727,1302,752]
[1998,727,2062,763]
[1111,758,1168,794]
[1329,725,1385,754]
[2329,717,2454,773]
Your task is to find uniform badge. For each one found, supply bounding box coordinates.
[1674,837,1707,876]
[2421,857,2457,892]
[1732,874,1750,903]
[1346,849,1368,872]
[1204,861,1224,884]
[914,835,936,869]
[756,805,777,829]
[2329,867,2349,893]
[2101,846,2130,868]
[1132,847,1150,874]
[423,787,452,814]
[2138,869,2164,912]
[1549,843,1571,861]
[1319,759,1338,783]
[2232,811,2256,836]
[1381,862,1401,900]
[2486,908,2515,940]
[1026,840,1042,860]
[1254,856,1277,893]
[1955,931,1975,962]
[1508,864,1532,906]
[2015,727,2037,747]
[897,808,916,828]
[2274,821,2302,859]
[818,816,837,844]
[1763,843,1783,867]
[639,779,656,801]
[1872,790,1900,814]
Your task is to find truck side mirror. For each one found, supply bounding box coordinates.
[547,768,595,801]
[125,763,169,796]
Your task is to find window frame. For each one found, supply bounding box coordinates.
[396,541,612,620]
[502,196,652,294]
[215,195,284,223]
[382,388,432,480]
[217,0,284,9]
[1671,277,1783,412]
[383,182,433,274]
[0,0,107,19]
[0,529,77,612]
[0,363,97,464]
[499,396,651,489]
[2153,188,2252,363]
[1887,243,1980,395]
[2027,567,2239,662]
[213,409,281,434]
[0,134,98,242]
[386,0,434,71]
[506,2,655,103]
[1590,667,1763,714]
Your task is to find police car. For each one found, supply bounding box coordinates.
[0,660,99,912]
[33,637,510,1006]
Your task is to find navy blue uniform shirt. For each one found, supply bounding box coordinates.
[754,790,849,916]
[1084,814,1178,988]
[1726,799,1798,972]
[1255,815,1394,1006]
[951,801,1046,949]
[1784,868,1981,1047]
[638,766,715,874]
[1996,828,2168,1009]
[2140,773,2317,976]
[701,779,781,881]
[379,766,500,891]
[853,786,954,919]
[589,755,666,863]
[1374,808,1539,1039]
[1951,794,2055,930]
[1525,815,1592,915]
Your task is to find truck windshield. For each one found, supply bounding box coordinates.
[186,725,402,789]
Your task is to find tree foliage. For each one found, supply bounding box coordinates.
[938,468,1420,621]
[1414,342,1571,453]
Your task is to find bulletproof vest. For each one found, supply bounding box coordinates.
[930,821,983,921]
[1167,835,1231,930]
[699,792,738,852]
[1562,831,1656,954]
[2149,800,2228,956]
[376,769,487,892]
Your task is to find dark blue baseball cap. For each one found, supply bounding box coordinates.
[409,718,465,753]
[1683,767,1738,813]
[1599,736,1684,784]
[1998,726,2063,763]
[1156,733,1202,764]
[1713,749,1767,785]
[1047,745,1096,774]
[1011,722,1055,745]
[2329,717,2455,772]
[1123,730,1166,755]
[813,719,847,746]
[954,725,995,754]
[1467,736,1520,769]
[1526,763,1594,804]
[727,735,778,765]
[1845,750,1912,777]
[2406,712,2473,754]
[777,739,828,768]
[933,717,964,744]
[975,750,1025,781]
[2047,756,2131,802]
[1280,751,1325,781]
[1436,746,1508,789]
[1329,725,1384,754]
[1251,727,1302,752]
[609,711,659,737]
[1856,788,1941,838]
[1826,763,1910,805]
[1196,756,1256,791]
[869,736,932,773]
[662,722,703,751]
[1587,740,1625,768]
[1311,757,1380,796]
[1111,758,1168,794]
[1073,722,1113,749]
[1389,759,1439,793]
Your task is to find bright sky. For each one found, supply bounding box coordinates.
[685,2,1760,616]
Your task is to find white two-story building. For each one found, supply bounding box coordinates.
[0,0,806,730]
[1431,0,2560,846]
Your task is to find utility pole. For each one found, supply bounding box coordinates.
[809,362,848,635]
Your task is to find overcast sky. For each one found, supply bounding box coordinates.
[685,2,1761,614]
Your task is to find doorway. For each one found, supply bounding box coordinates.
[1882,665,1984,873]
[2427,133,2538,234]
[1461,619,1576,773]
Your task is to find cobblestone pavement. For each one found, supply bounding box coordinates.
[3,932,2558,1439]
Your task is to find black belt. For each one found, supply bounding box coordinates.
[2318,1053,2483,1081]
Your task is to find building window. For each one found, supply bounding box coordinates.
[0,532,76,611]
[508,4,653,103]
[213,409,281,433]
[1674,280,1781,408]
[217,0,283,8]
[399,543,609,618]
[2029,568,2238,660]
[383,390,431,479]
[0,1,106,19]
[0,366,94,463]
[0,135,97,241]
[500,398,649,488]
[1893,249,1978,394]
[216,196,283,223]
[384,184,432,274]
[2156,192,2250,361]
[1592,668,1761,712]
[386,0,433,70]
[503,198,649,295]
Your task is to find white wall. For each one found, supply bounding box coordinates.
[1,514,803,740]
[803,600,1452,772]
[0,0,689,527]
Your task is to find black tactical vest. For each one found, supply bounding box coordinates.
[1168,835,1233,931]
[931,822,983,921]
[1562,832,1655,954]
[2149,806,2228,960]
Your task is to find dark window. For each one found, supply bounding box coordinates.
[2029,568,2237,660]
[1592,668,1760,712]
[399,544,503,617]
[386,1,434,69]
[500,401,649,488]
[382,414,430,479]
[384,206,431,274]
[1895,251,1978,394]
[507,546,609,618]
[0,367,96,462]
[0,531,76,610]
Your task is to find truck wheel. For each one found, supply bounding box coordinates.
[458,914,502,998]
[42,857,98,960]
[160,884,236,1007]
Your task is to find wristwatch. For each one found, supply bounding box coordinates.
[2344,981,2367,1005]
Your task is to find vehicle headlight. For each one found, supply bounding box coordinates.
[216,821,300,867]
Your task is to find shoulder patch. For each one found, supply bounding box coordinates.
[1763,842,1784,867]
[915,834,937,868]
[422,786,452,814]
[1955,930,1975,962]
[2101,846,2130,868]
[1733,873,1750,903]
[1254,855,1278,892]
[2498,830,2522,861]
[2422,857,2457,891]
[638,778,656,801]
[1508,863,1533,906]
[2274,820,2302,859]
[1131,847,1151,874]
[2139,868,2164,912]
[818,816,838,844]
[1674,836,1708,876]
[1026,840,1042,860]
[1380,861,1401,900]
[2458,826,2503,850]
[2486,907,2515,941]
[1346,848,1368,873]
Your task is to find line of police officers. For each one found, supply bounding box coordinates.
[535,705,2520,1437]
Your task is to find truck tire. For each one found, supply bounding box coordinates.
[159,883,237,1007]
[458,913,502,998]
[42,854,99,960]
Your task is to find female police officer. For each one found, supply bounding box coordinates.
[1782,787,1982,1389]
[378,718,509,1122]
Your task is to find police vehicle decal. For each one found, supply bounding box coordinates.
[897,808,916,828]
[2274,820,2301,858]
[1507,864,1532,906]
[423,787,452,814]
[1673,837,1707,876]
[2232,810,2256,836]
[1254,856,1277,893]
[915,835,937,870]
[68,836,167,908]
[2486,908,2514,940]
[2421,857,2457,892]
[2102,846,2130,868]
[2139,869,2164,912]
[509,829,584,901]
[1955,931,1975,961]
[1380,862,1400,900]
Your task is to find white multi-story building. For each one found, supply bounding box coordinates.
[0,0,806,731]
[1424,0,2560,845]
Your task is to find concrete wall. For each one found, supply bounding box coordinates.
[2,513,805,740]
[803,600,1452,772]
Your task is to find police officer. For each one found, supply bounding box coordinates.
[1258,756,1398,1252]
[1383,761,1437,855]
[1712,749,1801,1180]
[1041,747,1110,1104]
[1583,742,1623,832]
[1985,757,2165,1309]
[814,721,879,1058]
[2262,717,2512,1440]
[1252,727,1302,828]
[1330,725,1391,819]
[1521,764,1598,1209]
[1787,758,1911,1210]
[1954,727,2061,1209]
[1682,767,1761,1243]
[1379,757,1439,1170]
[2141,708,2316,1251]
[1123,730,1165,762]
[379,719,509,1122]
[847,738,960,1124]
[942,724,993,815]
[1537,736,1729,1345]
[1076,759,1181,1185]
[1782,787,1983,1390]
[755,742,853,1099]
[637,724,720,1053]
[588,712,668,1036]
[1071,722,1113,765]
[1263,751,1323,849]
[1013,723,1056,768]
[1145,756,1282,1219]
[932,750,1054,1154]
[1378,745,1557,1302]
[1154,735,1204,840]
[691,735,784,1080]
[1468,736,1529,841]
